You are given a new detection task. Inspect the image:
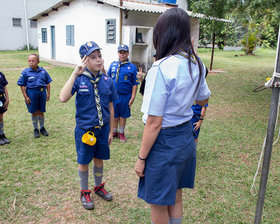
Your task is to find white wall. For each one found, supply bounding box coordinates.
[0,0,60,50]
[37,0,120,68]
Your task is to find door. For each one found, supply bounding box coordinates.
[51,26,56,59]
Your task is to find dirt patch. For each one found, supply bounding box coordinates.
[208,69,227,75]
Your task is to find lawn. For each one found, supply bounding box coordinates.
[0,49,279,223]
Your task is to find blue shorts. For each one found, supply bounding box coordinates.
[137,121,196,206]
[191,115,201,139]
[75,124,110,165]
[26,88,46,113]
[113,93,131,118]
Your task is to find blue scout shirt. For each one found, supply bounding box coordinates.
[192,103,208,116]
[17,66,52,88]
[107,60,139,94]
[141,53,211,128]
[71,69,118,130]
[0,72,8,94]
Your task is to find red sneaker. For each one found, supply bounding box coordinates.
[94,183,113,201]
[80,190,94,210]
[119,133,127,142]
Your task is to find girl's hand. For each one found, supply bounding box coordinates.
[3,99,9,109]
[46,95,50,101]
[74,56,88,76]
[128,97,135,108]
[135,158,145,177]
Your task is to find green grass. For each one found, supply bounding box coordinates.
[0,49,280,223]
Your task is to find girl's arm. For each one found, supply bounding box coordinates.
[46,83,50,101]
[59,56,88,103]
[135,115,163,177]
[3,86,9,109]
[196,98,208,107]
[20,86,31,105]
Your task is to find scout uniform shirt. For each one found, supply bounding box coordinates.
[71,69,118,130]
[107,60,139,94]
[17,66,52,88]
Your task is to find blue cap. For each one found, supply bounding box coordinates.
[118,44,129,52]
[79,41,101,58]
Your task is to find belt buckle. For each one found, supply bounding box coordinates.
[40,88,43,91]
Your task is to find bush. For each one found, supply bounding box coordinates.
[241,34,258,55]
[18,44,38,51]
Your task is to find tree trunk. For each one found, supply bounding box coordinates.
[210,31,215,71]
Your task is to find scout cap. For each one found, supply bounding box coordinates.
[118,44,129,52]
[79,41,101,58]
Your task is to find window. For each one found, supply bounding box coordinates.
[106,19,116,44]
[41,28,47,43]
[30,20,37,28]
[12,18,21,27]
[66,25,75,46]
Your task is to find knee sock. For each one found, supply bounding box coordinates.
[113,128,118,133]
[119,126,125,134]
[78,170,89,190]
[0,122,3,135]
[170,217,183,224]
[39,117,44,129]
[93,166,103,187]
[32,116,39,130]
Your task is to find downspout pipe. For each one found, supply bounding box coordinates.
[23,0,30,50]
[119,0,123,45]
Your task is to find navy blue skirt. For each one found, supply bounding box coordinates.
[137,121,196,206]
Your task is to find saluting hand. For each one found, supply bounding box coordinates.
[137,67,143,83]
[74,56,88,76]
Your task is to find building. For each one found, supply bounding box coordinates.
[30,0,230,70]
[0,0,60,50]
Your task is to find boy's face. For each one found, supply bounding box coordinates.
[28,55,39,70]
[118,50,129,62]
[86,50,103,74]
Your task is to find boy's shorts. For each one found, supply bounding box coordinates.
[137,121,196,206]
[75,123,110,165]
[0,94,7,114]
[26,88,46,113]
[113,93,131,118]
[191,115,201,139]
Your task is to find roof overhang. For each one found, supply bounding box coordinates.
[30,0,232,23]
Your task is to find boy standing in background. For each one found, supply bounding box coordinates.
[17,54,52,138]
[107,44,139,142]
[0,71,10,145]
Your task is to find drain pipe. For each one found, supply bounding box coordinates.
[119,0,123,44]
[23,0,30,50]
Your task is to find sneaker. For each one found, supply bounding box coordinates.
[34,129,40,138]
[0,136,6,145]
[119,133,127,143]
[113,131,119,138]
[1,134,10,144]
[94,183,113,201]
[80,190,95,210]
[40,127,49,136]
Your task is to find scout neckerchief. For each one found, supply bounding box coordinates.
[178,51,197,64]
[83,70,103,127]
[115,59,130,83]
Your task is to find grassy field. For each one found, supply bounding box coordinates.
[0,49,279,223]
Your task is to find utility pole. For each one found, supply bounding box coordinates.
[254,24,280,224]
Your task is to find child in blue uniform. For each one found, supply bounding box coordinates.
[191,67,209,144]
[59,41,118,210]
[0,72,10,145]
[17,54,52,138]
[107,44,139,142]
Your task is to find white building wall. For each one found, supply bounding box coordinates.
[0,0,59,50]
[37,0,120,68]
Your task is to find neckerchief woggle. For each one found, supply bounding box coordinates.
[116,59,130,83]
